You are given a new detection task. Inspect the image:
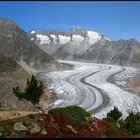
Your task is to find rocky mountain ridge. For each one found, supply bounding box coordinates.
[29,28,140,68]
[28,27,110,55]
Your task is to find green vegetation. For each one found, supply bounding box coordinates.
[107,106,122,121]
[48,105,92,125]
[105,107,140,136]
[13,75,44,105]
[105,122,121,138]
[123,112,140,135]
[2,105,140,138]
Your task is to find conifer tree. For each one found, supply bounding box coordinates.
[13,75,44,106]
[107,106,122,121]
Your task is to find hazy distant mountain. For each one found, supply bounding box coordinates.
[29,27,140,68]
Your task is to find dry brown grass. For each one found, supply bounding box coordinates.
[0,111,39,121]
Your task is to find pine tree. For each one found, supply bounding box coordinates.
[107,106,122,121]
[124,112,140,135]
[13,75,44,106]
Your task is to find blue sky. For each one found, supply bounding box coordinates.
[0,1,140,41]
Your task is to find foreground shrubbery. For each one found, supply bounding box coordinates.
[122,112,140,135]
[33,105,109,138]
[25,106,131,138]
[1,105,140,138]
[105,107,140,136]
[0,98,140,138]
[106,106,122,121]
[48,105,92,126]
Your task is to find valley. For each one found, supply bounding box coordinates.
[0,17,140,122]
[1,2,140,137]
[38,61,140,119]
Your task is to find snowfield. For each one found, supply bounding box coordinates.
[72,35,84,45]
[38,61,140,119]
[58,35,71,45]
[36,34,51,45]
[87,31,102,45]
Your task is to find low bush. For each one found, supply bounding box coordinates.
[48,105,92,126]
[123,112,140,135]
[107,106,122,121]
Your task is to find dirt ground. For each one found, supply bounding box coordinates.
[0,111,39,121]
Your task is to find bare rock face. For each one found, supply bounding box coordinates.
[29,27,140,68]
[0,18,69,72]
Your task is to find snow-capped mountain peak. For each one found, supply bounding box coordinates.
[36,34,51,45]
[30,30,36,34]
[29,28,108,45]
[58,35,71,45]
[87,31,102,45]
[28,28,111,55]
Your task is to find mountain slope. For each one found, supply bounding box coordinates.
[0,54,35,110]
[0,18,69,73]
[82,38,140,67]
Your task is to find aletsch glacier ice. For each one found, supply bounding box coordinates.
[38,61,140,119]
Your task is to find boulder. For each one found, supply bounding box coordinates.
[14,122,28,132]
[41,129,48,135]
[30,123,41,134]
